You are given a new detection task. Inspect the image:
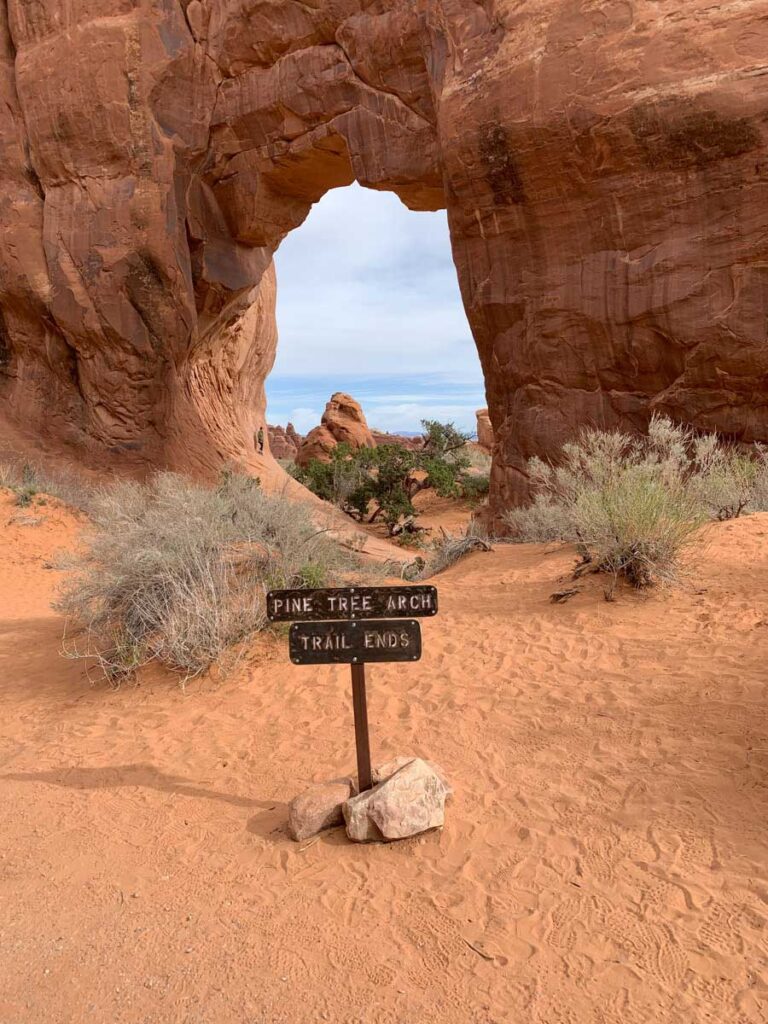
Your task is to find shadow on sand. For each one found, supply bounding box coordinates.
[1,762,283,813]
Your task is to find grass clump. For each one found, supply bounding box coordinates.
[55,471,360,683]
[0,454,93,512]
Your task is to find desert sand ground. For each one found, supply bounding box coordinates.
[1,488,767,1024]
[411,491,480,536]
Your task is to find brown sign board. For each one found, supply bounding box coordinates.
[289,620,422,666]
[267,585,438,623]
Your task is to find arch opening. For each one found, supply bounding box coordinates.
[267,183,484,443]
[259,184,489,522]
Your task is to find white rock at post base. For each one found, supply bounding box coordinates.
[342,792,385,843]
[343,758,450,843]
[371,756,414,785]
[372,756,453,794]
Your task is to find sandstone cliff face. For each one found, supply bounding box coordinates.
[476,409,494,453]
[1,1,766,518]
[295,393,374,467]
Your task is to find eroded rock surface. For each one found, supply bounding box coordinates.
[1,1,766,518]
[476,409,494,453]
[371,430,422,451]
[268,422,302,461]
[295,392,375,467]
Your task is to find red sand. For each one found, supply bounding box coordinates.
[1,490,767,1023]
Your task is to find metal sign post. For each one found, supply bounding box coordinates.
[351,663,372,792]
[267,586,438,792]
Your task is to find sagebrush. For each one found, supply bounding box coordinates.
[503,416,768,588]
[0,454,93,511]
[56,471,362,682]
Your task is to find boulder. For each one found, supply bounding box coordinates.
[294,425,337,468]
[295,394,375,467]
[343,792,386,844]
[373,756,452,793]
[344,758,450,843]
[287,777,356,842]
[372,755,416,785]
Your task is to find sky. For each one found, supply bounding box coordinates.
[267,184,485,436]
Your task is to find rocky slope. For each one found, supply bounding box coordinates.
[1,1,766,520]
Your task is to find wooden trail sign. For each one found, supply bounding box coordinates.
[289,619,421,665]
[267,585,438,792]
[266,585,437,623]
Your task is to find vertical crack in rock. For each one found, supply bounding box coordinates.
[0,308,10,374]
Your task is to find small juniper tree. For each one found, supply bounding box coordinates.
[293,420,476,534]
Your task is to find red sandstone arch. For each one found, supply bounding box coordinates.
[1,0,767,520]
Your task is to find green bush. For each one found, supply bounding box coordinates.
[293,420,473,535]
[56,470,361,682]
[459,472,490,500]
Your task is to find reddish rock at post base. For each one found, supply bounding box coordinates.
[0,2,766,522]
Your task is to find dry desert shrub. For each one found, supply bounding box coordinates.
[688,434,768,519]
[0,453,93,511]
[504,417,717,588]
[56,471,359,682]
[752,448,768,511]
[464,445,492,473]
[501,495,570,543]
[404,523,492,580]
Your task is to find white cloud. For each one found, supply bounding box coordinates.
[285,407,323,433]
[361,401,481,434]
[271,184,479,381]
[267,184,485,433]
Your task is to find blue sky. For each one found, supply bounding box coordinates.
[267,184,485,435]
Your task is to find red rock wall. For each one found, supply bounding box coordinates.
[476,409,494,453]
[0,1,766,517]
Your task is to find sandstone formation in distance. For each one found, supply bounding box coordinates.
[268,422,302,461]
[295,393,375,467]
